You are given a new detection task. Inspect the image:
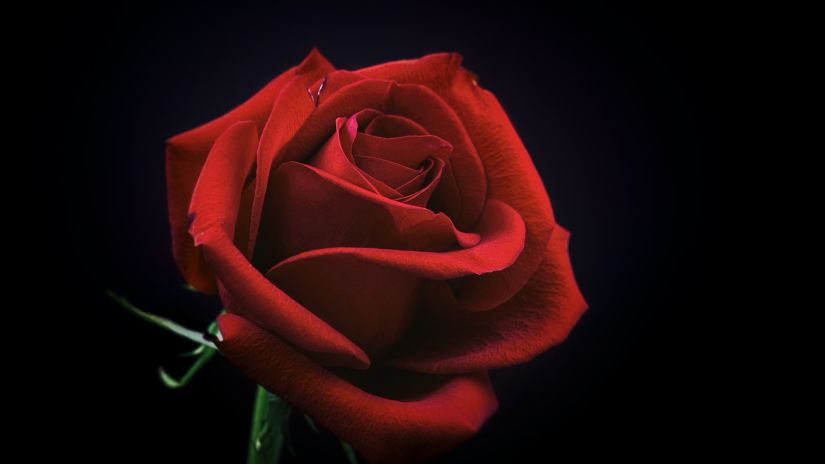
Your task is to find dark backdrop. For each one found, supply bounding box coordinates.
[56,2,725,462]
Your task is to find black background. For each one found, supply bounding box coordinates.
[55,2,727,462]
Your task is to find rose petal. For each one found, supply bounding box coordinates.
[358,52,557,311]
[189,122,369,369]
[352,132,452,169]
[216,312,498,464]
[246,52,338,256]
[199,228,369,369]
[310,115,386,196]
[354,155,423,188]
[253,161,480,270]
[265,198,524,282]
[276,78,487,229]
[397,157,444,207]
[276,79,396,167]
[188,121,258,242]
[306,70,369,108]
[387,225,588,374]
[395,158,434,195]
[266,253,422,358]
[364,114,428,137]
[383,84,487,230]
[262,198,524,357]
[308,110,409,200]
[356,52,461,88]
[166,48,332,292]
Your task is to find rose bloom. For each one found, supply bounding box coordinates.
[166,49,587,463]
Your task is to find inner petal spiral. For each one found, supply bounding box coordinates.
[309,109,452,205]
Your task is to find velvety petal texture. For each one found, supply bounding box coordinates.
[188,120,369,369]
[167,49,334,293]
[387,225,588,374]
[253,161,481,269]
[166,49,587,463]
[216,313,498,464]
[358,53,556,311]
[271,78,488,228]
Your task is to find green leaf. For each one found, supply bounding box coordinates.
[178,345,206,358]
[340,440,358,464]
[178,317,221,357]
[247,386,291,464]
[105,289,217,350]
[158,346,218,389]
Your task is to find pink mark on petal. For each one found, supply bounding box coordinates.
[306,76,328,107]
[315,76,327,107]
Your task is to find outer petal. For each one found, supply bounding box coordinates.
[246,53,337,255]
[387,225,588,374]
[166,49,333,293]
[189,122,369,369]
[246,70,374,257]
[358,53,557,311]
[216,313,498,464]
[188,122,259,241]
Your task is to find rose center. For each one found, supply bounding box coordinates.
[309,109,452,207]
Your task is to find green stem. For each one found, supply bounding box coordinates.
[158,347,217,389]
[247,386,290,464]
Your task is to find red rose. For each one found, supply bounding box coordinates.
[166,49,587,463]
